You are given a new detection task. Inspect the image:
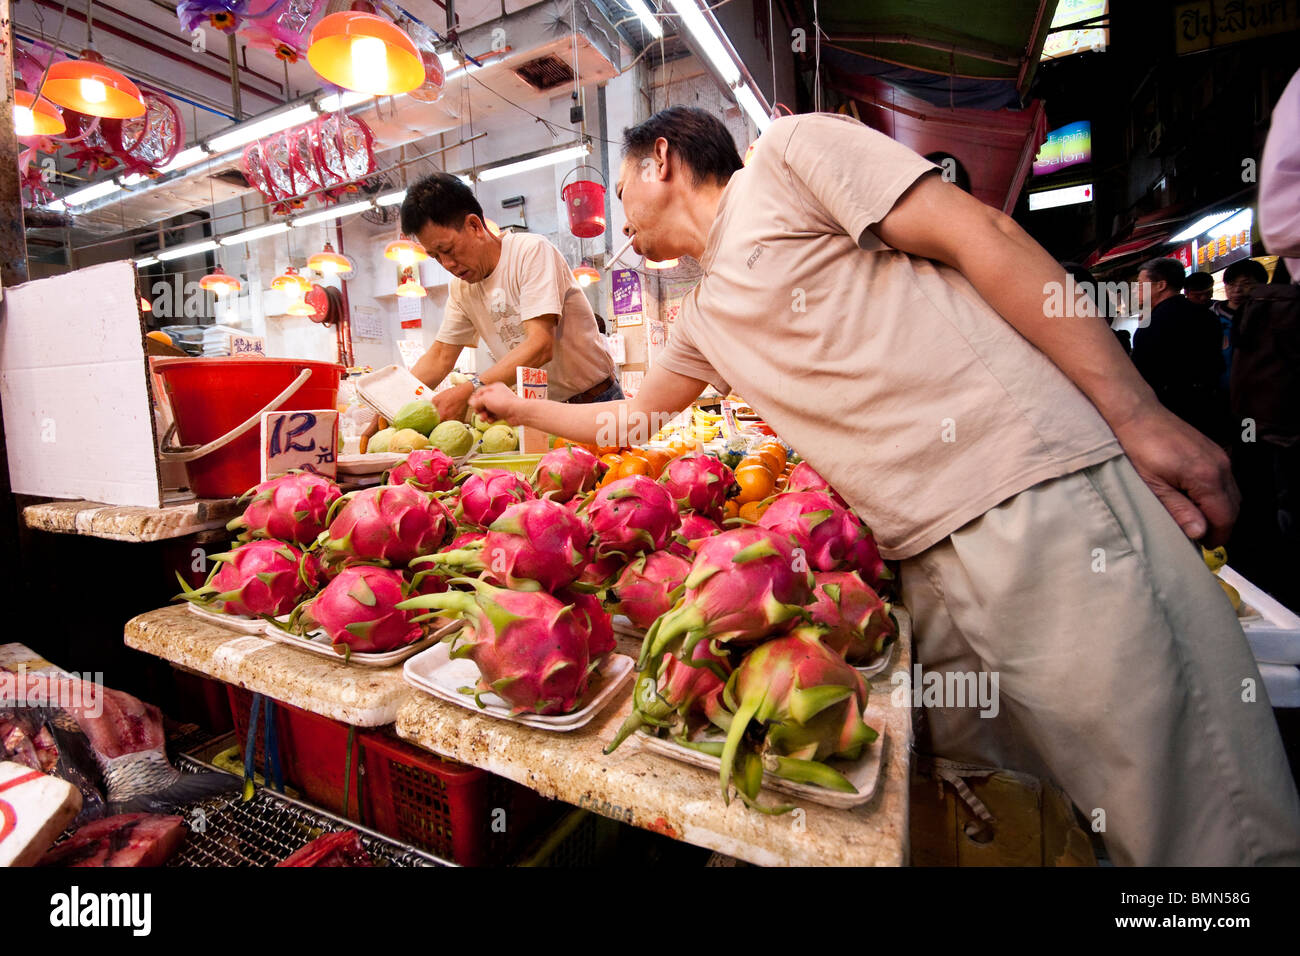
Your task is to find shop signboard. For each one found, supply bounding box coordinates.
[260,409,339,481]
[515,366,548,401]
[1192,208,1254,272]
[1033,122,1092,176]
[228,332,265,356]
[1169,243,1195,271]
[1041,0,1109,60]
[612,269,642,316]
[1175,0,1300,54]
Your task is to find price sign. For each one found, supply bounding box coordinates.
[229,333,266,356]
[516,366,548,401]
[260,409,339,481]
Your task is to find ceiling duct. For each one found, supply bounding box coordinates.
[513,53,575,91]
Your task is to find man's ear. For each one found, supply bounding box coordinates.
[653,137,672,181]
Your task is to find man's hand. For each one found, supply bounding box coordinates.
[1111,404,1239,547]
[468,382,525,425]
[434,381,475,425]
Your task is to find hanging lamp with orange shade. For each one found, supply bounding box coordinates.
[307,1,425,96]
[308,241,353,275]
[14,90,65,137]
[41,50,145,119]
[271,266,312,297]
[573,261,601,287]
[199,264,242,296]
[384,236,428,268]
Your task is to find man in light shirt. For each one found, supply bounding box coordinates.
[400,172,620,423]
[471,107,1300,865]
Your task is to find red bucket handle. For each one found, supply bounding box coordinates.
[560,164,606,192]
[158,368,313,463]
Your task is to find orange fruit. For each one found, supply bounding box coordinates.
[754,449,784,475]
[617,454,652,479]
[739,501,769,523]
[733,466,774,504]
[600,453,624,470]
[737,455,768,474]
[640,449,671,477]
[723,499,741,519]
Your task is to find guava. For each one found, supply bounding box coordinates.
[393,400,440,436]
[430,420,475,457]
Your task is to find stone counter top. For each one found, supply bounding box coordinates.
[124,605,410,726]
[24,497,242,542]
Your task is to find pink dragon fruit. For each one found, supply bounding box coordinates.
[414,498,590,592]
[175,540,309,617]
[607,550,691,630]
[318,484,453,567]
[667,511,723,559]
[785,462,848,507]
[532,446,607,502]
[573,554,627,591]
[638,527,812,677]
[387,449,457,493]
[227,472,341,546]
[399,579,591,716]
[658,453,734,517]
[586,475,680,560]
[558,587,616,661]
[757,491,869,573]
[458,469,536,528]
[715,627,877,811]
[605,639,731,753]
[444,530,486,552]
[845,530,892,593]
[289,565,423,654]
[808,572,897,664]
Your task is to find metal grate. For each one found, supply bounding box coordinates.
[164,754,451,868]
[512,54,575,91]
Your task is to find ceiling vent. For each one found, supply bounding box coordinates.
[513,53,574,91]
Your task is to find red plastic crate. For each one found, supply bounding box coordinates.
[359,730,557,866]
[227,685,361,821]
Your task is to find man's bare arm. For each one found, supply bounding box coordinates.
[411,340,463,390]
[479,317,556,386]
[870,173,1238,545]
[470,365,706,445]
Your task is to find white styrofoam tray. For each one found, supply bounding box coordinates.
[337,452,405,475]
[1221,566,1300,665]
[187,603,273,635]
[261,617,462,667]
[629,699,888,810]
[355,364,433,422]
[404,642,634,730]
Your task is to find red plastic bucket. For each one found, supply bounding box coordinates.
[561,165,606,238]
[153,357,343,499]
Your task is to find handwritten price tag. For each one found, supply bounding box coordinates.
[516,366,548,401]
[228,333,266,356]
[260,409,339,481]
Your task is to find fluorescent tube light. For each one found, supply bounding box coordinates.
[668,0,740,85]
[734,83,771,132]
[207,104,317,154]
[291,200,374,227]
[1171,209,1240,243]
[376,189,407,206]
[156,240,219,262]
[625,0,664,38]
[220,222,291,246]
[63,180,122,206]
[476,144,589,182]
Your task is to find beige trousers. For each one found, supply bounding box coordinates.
[900,455,1300,866]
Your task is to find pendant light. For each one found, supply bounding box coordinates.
[384,236,427,268]
[287,296,317,316]
[396,267,426,297]
[199,264,242,296]
[307,1,425,96]
[573,261,600,287]
[308,241,353,275]
[42,50,145,119]
[271,266,312,296]
[14,90,65,137]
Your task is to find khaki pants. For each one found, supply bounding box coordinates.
[900,455,1300,866]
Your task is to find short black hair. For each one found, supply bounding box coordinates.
[1139,257,1185,292]
[400,172,484,235]
[622,107,743,187]
[924,152,972,193]
[1184,271,1214,292]
[1223,258,1268,285]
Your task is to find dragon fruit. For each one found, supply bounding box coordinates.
[667,511,723,559]
[757,491,870,573]
[227,472,341,546]
[574,554,626,591]
[399,579,590,716]
[387,449,457,494]
[658,453,734,517]
[607,550,691,630]
[638,527,812,678]
[845,530,892,593]
[605,639,731,754]
[318,484,453,567]
[809,572,896,664]
[785,462,848,507]
[458,469,536,527]
[558,587,616,661]
[715,627,878,811]
[414,498,590,592]
[289,565,423,654]
[175,540,309,617]
[532,446,607,502]
[586,475,680,560]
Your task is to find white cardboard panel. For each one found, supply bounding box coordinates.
[0,261,163,507]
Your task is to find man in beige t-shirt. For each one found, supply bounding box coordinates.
[471,108,1300,865]
[400,173,618,421]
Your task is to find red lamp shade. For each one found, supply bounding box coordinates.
[307,8,425,96]
[573,263,600,287]
[308,242,353,275]
[271,266,312,296]
[199,265,242,296]
[14,90,66,137]
[42,51,145,119]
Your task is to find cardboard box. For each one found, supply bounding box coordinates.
[0,261,166,507]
